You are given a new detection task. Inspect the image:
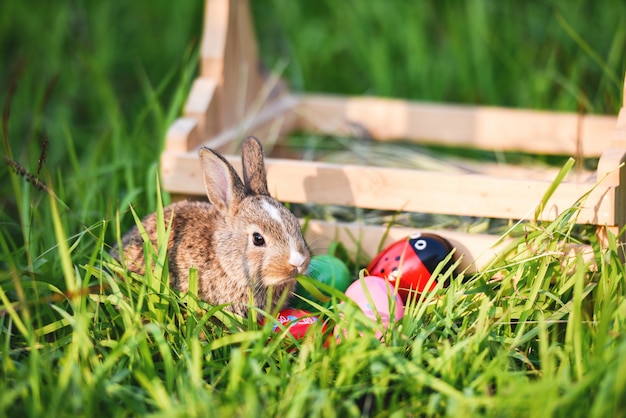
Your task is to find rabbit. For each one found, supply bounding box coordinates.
[113,136,311,317]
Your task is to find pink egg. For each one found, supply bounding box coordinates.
[343,276,404,337]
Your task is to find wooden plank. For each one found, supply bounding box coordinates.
[220,0,264,130]
[164,117,202,154]
[597,148,626,187]
[612,108,626,147]
[200,0,229,80]
[182,78,220,144]
[160,153,617,225]
[293,94,616,157]
[305,220,594,274]
[196,0,267,139]
[302,219,510,274]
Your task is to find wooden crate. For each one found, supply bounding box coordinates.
[161,0,626,273]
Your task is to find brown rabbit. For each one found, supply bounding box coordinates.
[114,137,310,316]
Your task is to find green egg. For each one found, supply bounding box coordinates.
[292,254,353,310]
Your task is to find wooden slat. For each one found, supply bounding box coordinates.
[613,108,626,148]
[596,148,626,187]
[303,220,509,273]
[200,0,229,80]
[303,220,596,274]
[606,102,626,245]
[220,0,264,130]
[197,0,266,138]
[293,94,616,157]
[164,117,202,154]
[160,152,617,225]
[181,78,220,146]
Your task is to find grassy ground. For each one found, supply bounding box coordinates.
[1,1,626,417]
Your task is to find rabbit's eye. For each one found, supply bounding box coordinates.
[252,232,266,247]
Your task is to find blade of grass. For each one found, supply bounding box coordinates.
[48,180,76,294]
[534,157,575,221]
[555,11,622,92]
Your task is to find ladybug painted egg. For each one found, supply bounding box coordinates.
[367,232,455,301]
[344,276,405,331]
[292,254,353,310]
[270,308,323,339]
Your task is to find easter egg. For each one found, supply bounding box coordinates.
[367,232,455,301]
[344,276,405,328]
[271,308,323,339]
[292,254,353,309]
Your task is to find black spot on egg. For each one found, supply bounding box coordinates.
[409,233,455,274]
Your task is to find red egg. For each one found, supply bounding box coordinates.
[367,232,455,301]
[270,308,324,339]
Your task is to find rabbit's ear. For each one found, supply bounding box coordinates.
[199,147,247,213]
[241,137,270,196]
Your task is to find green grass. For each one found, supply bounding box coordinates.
[1,1,626,417]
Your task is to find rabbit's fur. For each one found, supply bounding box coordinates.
[114,137,310,316]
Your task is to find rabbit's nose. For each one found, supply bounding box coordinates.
[289,251,308,272]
